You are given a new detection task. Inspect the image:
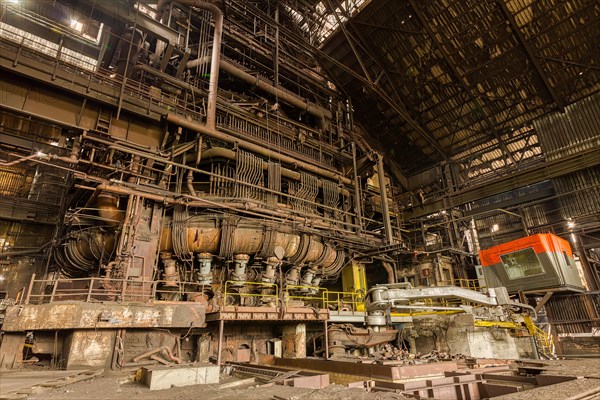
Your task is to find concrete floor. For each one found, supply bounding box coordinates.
[1,359,598,400]
[0,370,89,398]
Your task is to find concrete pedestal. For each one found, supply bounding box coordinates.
[282,323,306,358]
[141,364,219,390]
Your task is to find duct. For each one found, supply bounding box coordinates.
[159,217,340,270]
[90,182,362,234]
[154,1,222,127]
[166,114,352,185]
[96,193,124,227]
[186,56,332,129]
[376,152,394,244]
[55,228,116,277]
[381,262,395,284]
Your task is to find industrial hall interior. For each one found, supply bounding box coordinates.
[0,0,599,399]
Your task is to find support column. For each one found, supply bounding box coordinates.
[217,319,224,365]
[273,2,280,88]
[282,323,306,358]
[575,234,599,291]
[376,153,393,244]
[342,262,367,311]
[0,333,25,370]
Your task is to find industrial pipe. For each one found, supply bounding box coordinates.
[376,153,394,244]
[194,147,350,196]
[186,56,332,128]
[381,262,395,284]
[166,113,351,185]
[154,1,222,127]
[96,193,124,227]
[159,217,339,269]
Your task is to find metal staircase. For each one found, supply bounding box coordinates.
[523,314,556,360]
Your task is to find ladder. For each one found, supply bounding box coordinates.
[96,108,113,134]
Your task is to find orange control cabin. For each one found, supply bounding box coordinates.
[478,233,584,293]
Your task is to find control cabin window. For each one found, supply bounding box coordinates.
[500,248,545,280]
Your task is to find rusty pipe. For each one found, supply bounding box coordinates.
[197,147,350,196]
[187,56,332,128]
[96,193,124,227]
[166,113,351,185]
[154,1,222,128]
[381,261,395,284]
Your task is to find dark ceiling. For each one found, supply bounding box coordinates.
[317,0,600,175]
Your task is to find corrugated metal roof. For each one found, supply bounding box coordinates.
[317,0,600,175]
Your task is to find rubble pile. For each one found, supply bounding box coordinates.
[372,345,470,365]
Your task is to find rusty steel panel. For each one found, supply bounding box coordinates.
[284,374,329,389]
[274,358,459,381]
[1,302,206,331]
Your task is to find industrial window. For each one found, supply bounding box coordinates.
[500,248,545,280]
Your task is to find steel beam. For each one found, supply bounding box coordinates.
[351,20,425,36]
[496,0,565,112]
[324,0,372,82]
[408,0,517,166]
[403,146,600,219]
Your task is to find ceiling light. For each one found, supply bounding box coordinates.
[567,219,575,229]
[36,151,46,157]
[491,224,499,232]
[0,275,5,282]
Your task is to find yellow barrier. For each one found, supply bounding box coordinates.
[284,285,326,306]
[322,290,364,311]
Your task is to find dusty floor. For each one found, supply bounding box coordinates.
[21,370,405,400]
[2,359,598,400]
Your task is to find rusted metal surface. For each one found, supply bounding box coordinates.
[206,306,328,322]
[284,374,329,389]
[227,362,329,389]
[1,302,206,331]
[274,358,458,381]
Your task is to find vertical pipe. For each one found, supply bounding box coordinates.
[351,142,363,234]
[273,2,280,88]
[376,153,393,244]
[217,319,225,365]
[323,320,329,360]
[194,3,223,130]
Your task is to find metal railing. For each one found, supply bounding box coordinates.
[22,275,214,304]
[438,278,482,291]
[284,284,326,306]
[21,275,366,311]
[322,289,365,311]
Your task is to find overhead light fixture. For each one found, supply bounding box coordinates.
[36,151,46,157]
[0,275,5,282]
[567,219,576,229]
[491,224,499,233]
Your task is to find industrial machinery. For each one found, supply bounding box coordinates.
[479,233,585,293]
[352,283,545,360]
[0,0,403,369]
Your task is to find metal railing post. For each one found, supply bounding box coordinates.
[24,273,36,304]
[86,278,94,302]
[49,279,58,303]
